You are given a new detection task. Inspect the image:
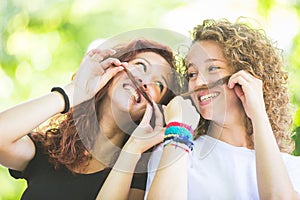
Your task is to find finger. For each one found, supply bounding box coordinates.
[153,103,164,127]
[96,66,124,89]
[97,58,122,75]
[87,48,116,62]
[139,103,154,126]
[228,70,255,88]
[120,62,128,68]
[101,66,124,80]
[233,84,245,99]
[228,75,248,89]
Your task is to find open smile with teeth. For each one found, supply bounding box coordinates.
[199,92,219,102]
[123,84,141,103]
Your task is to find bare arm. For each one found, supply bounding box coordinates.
[96,103,164,200]
[229,70,299,199]
[253,112,299,199]
[147,96,200,200]
[0,49,124,172]
[0,90,66,171]
[96,149,142,200]
[147,145,188,200]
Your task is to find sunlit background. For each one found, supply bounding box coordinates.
[1,0,300,199]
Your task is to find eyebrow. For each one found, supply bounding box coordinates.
[205,58,226,63]
[134,57,151,67]
[187,58,226,68]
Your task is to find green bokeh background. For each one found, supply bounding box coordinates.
[1,0,300,199]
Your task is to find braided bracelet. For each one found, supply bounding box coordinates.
[164,142,190,153]
[51,87,70,114]
[165,126,193,141]
[163,134,194,152]
[166,121,194,134]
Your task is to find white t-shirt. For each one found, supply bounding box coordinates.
[145,135,300,200]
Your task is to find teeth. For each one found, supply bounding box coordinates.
[200,93,218,102]
[124,85,140,101]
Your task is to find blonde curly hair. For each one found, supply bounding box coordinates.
[190,18,294,153]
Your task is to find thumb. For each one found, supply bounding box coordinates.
[139,103,153,126]
[234,84,244,99]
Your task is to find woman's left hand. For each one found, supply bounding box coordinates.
[123,103,165,154]
[228,70,266,119]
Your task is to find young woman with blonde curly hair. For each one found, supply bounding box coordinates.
[146,18,300,199]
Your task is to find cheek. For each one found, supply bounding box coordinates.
[223,88,242,111]
[225,87,239,101]
[188,81,196,90]
[145,84,167,103]
[147,89,160,103]
[190,94,200,111]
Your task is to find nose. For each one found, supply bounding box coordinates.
[141,82,162,103]
[195,73,208,86]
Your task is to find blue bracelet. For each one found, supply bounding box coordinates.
[165,126,193,140]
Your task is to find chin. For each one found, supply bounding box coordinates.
[129,107,146,121]
[199,108,212,120]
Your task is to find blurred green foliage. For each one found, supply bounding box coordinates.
[0,0,300,199]
[292,126,300,156]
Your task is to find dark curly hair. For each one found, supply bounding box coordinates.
[31,39,179,172]
[189,18,294,153]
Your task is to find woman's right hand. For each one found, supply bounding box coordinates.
[164,96,200,130]
[64,49,125,107]
[123,102,165,154]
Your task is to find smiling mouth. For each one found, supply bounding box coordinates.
[123,83,141,103]
[199,92,219,102]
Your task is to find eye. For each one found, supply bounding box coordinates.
[208,65,220,72]
[135,62,147,72]
[187,71,198,80]
[154,81,164,92]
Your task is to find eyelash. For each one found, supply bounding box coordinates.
[136,62,147,72]
[208,65,220,72]
[187,71,197,79]
[154,81,164,92]
[187,65,220,79]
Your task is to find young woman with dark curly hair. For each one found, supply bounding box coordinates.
[146,19,300,199]
[0,39,182,200]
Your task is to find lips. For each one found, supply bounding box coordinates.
[123,83,141,103]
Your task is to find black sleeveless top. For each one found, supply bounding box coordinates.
[9,140,147,200]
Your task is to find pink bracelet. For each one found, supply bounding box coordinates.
[166,122,194,134]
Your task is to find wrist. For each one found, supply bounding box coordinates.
[122,140,143,155]
[51,87,70,114]
[163,121,195,154]
[62,83,75,107]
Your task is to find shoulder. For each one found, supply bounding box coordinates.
[9,136,48,179]
[281,153,300,171]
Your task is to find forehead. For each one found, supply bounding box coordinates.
[134,52,170,66]
[187,41,225,65]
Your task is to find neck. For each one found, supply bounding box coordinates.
[79,96,139,174]
[208,111,253,149]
